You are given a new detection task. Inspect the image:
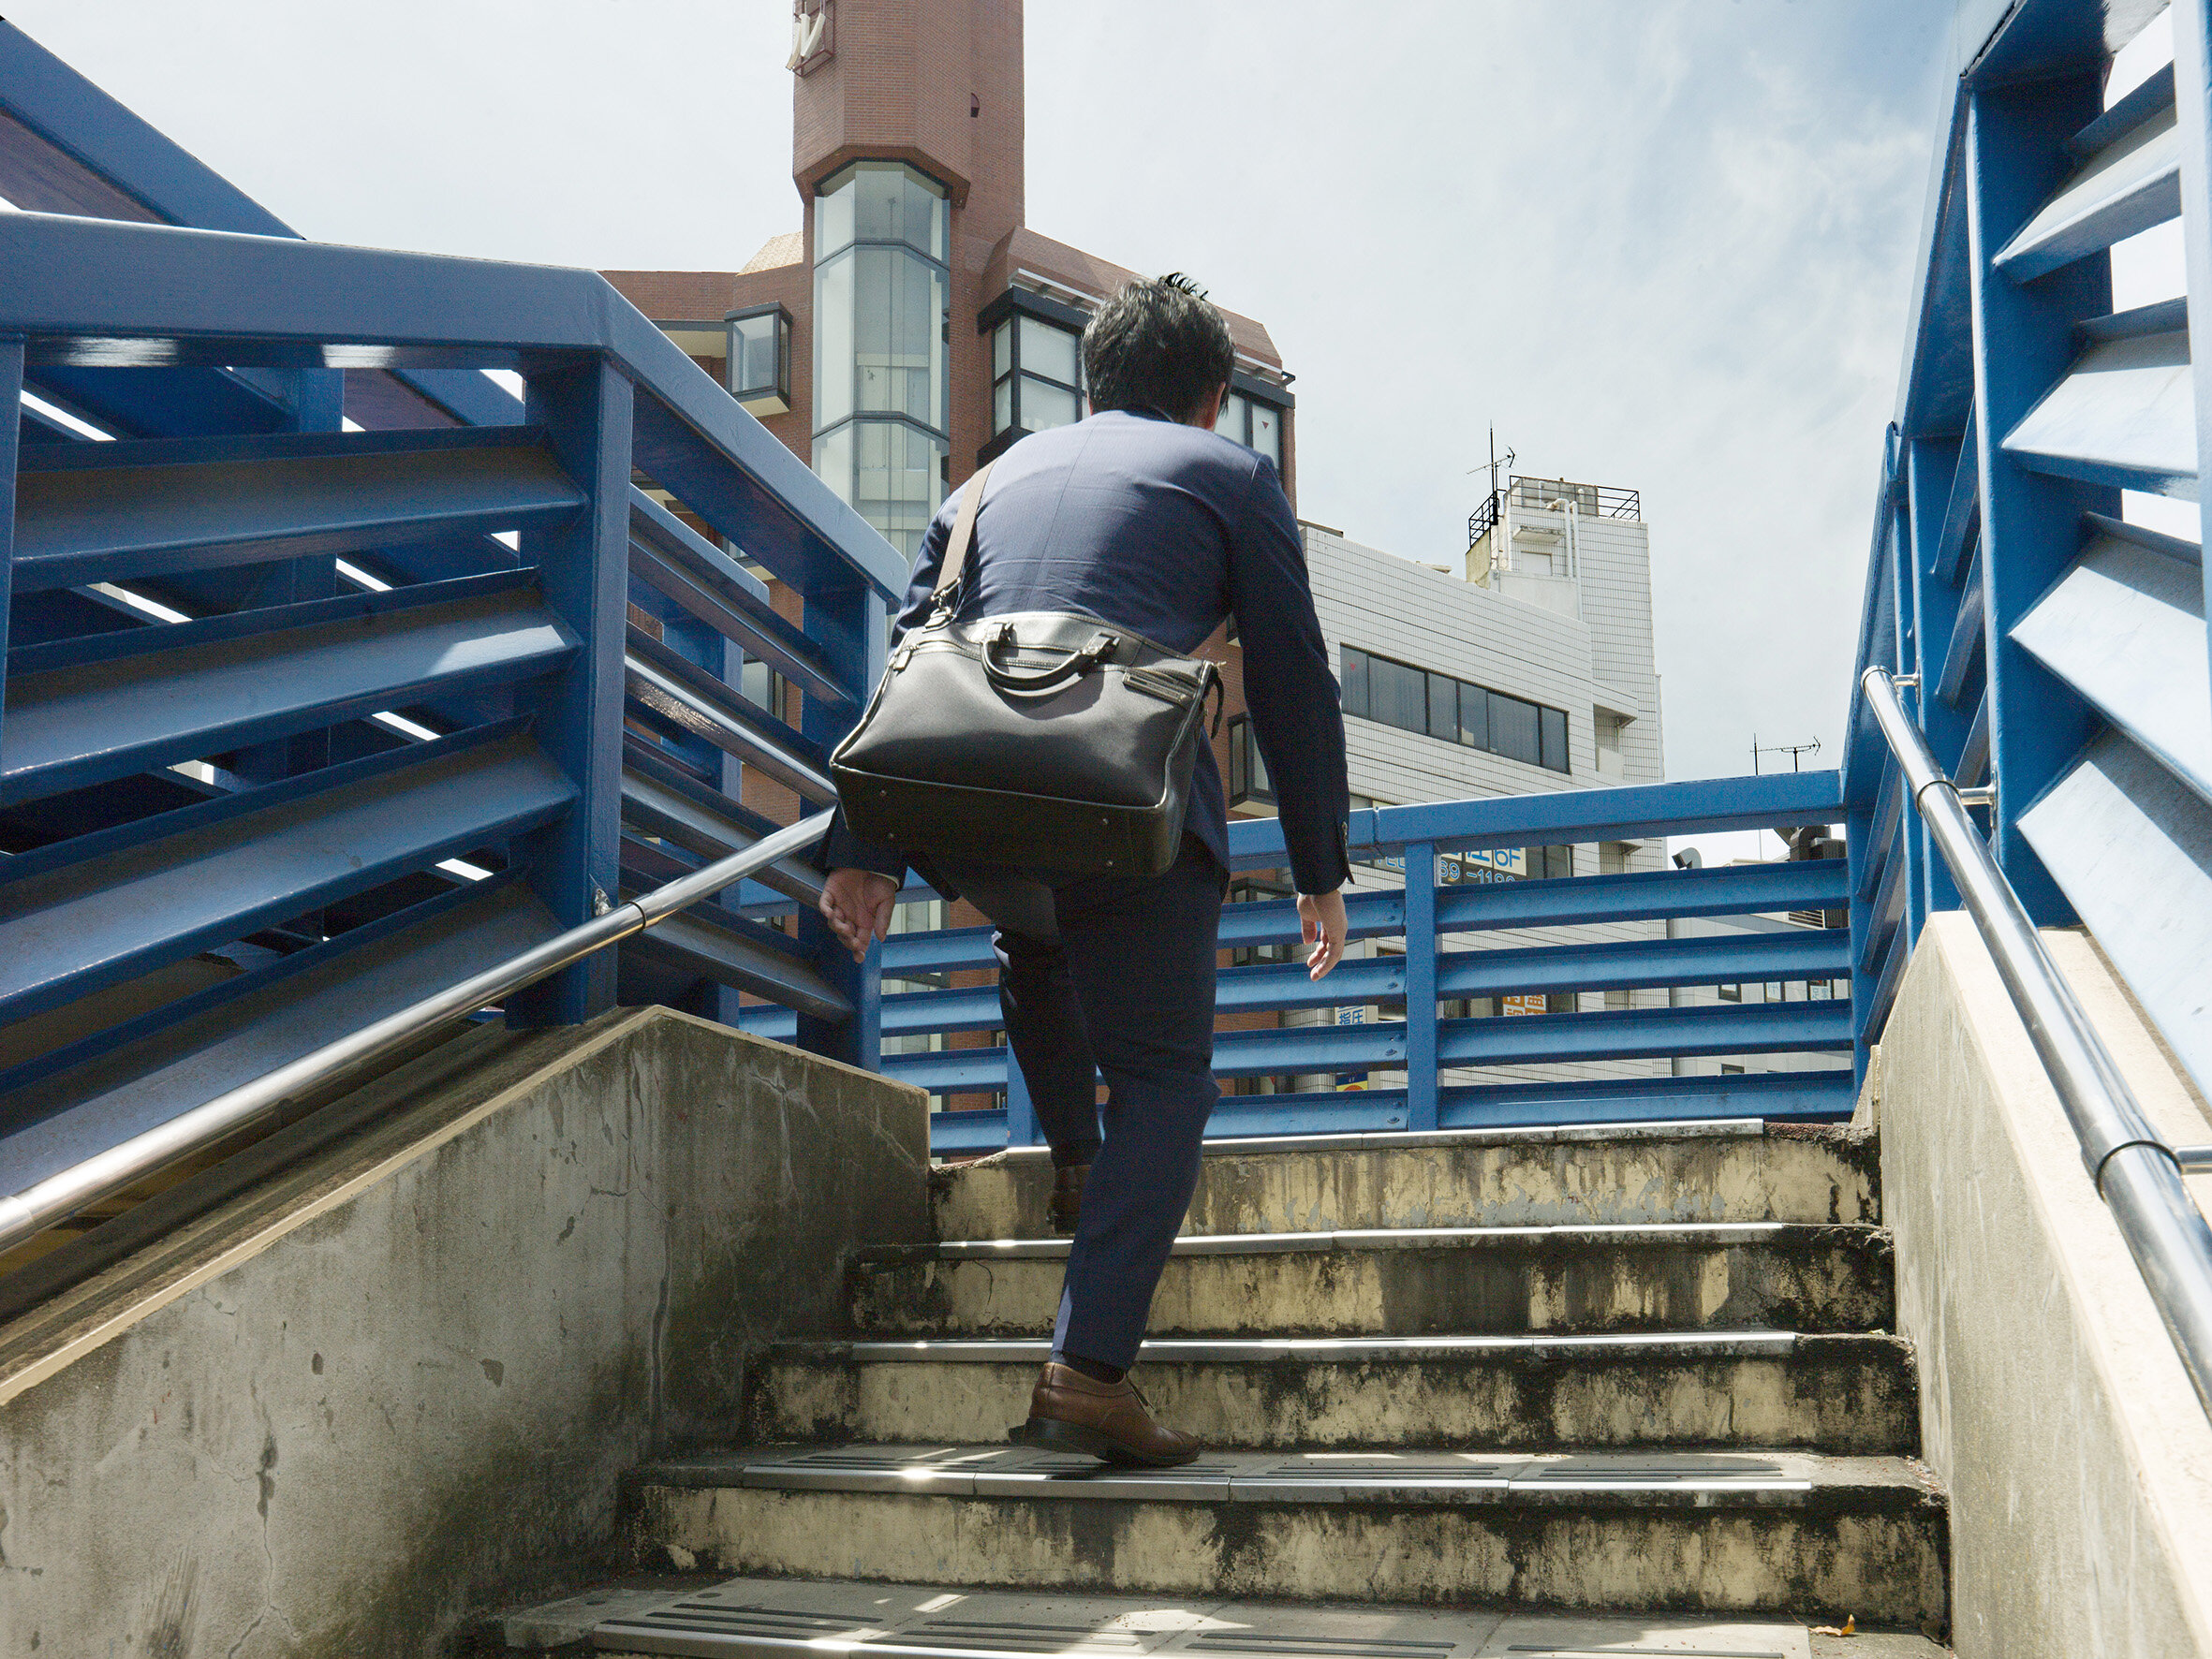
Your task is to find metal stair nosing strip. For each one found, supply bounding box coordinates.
[863,1219,1865,1263]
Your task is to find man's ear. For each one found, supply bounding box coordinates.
[1191,383,1229,432]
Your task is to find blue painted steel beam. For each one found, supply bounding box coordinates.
[0,339,18,731]
[26,363,290,439]
[1438,1069,1854,1130]
[1937,550,1988,707]
[1856,831,1911,981]
[0,212,900,601]
[2175,0,2212,680]
[1907,435,1972,923]
[0,877,560,1186]
[1438,1000,1852,1066]
[1,570,574,806]
[0,724,570,1025]
[628,489,853,707]
[883,927,1851,1040]
[509,360,629,1026]
[624,624,836,802]
[1967,73,2118,922]
[1432,858,1848,935]
[9,425,579,593]
[1228,771,1844,872]
[619,746,826,908]
[1933,407,1982,585]
[616,890,849,1021]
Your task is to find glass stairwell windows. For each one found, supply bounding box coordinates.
[1339,646,1571,773]
[1216,386,1285,469]
[812,161,951,554]
[989,311,1084,438]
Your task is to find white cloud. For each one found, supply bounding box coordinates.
[9,0,1960,782]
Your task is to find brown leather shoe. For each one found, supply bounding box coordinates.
[1049,1165,1087,1235]
[1009,1362,1201,1466]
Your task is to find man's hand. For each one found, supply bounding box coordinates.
[819,868,900,962]
[1298,888,1349,981]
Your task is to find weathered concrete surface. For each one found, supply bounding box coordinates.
[850,1226,1894,1338]
[746,1336,1919,1452]
[508,1571,1952,1657]
[1880,915,2212,1659]
[0,1007,927,1659]
[627,1476,1947,1623]
[933,1123,1880,1241]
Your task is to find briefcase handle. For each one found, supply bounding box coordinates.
[981,623,1122,692]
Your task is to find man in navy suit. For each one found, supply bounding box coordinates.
[819,275,1350,1466]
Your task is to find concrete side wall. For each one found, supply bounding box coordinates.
[1878,915,2212,1659]
[0,1007,927,1659]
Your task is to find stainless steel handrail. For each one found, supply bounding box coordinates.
[0,810,836,1260]
[1862,668,2212,1417]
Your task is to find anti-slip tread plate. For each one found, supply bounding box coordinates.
[633,1446,1934,1508]
[538,1575,1897,1658]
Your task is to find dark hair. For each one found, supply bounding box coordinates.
[1082,272,1236,424]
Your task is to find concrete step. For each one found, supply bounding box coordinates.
[850,1224,1894,1339]
[503,1571,1953,1655]
[930,1121,1879,1241]
[745,1332,1918,1454]
[622,1446,1948,1627]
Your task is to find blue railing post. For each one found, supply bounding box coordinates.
[1964,78,2117,923]
[0,338,17,702]
[1006,1054,1042,1148]
[510,359,634,1026]
[795,582,887,1067]
[2175,0,2212,685]
[1403,842,1439,1132]
[1904,433,1969,925]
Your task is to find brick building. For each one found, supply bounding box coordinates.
[603,0,1296,1094]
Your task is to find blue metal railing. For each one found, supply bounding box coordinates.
[0,24,900,1211]
[744,774,1860,1156]
[1843,0,2212,1109]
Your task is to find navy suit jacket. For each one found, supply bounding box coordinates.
[825,407,1352,895]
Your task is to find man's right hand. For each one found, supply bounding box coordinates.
[1298,888,1348,980]
[820,867,899,962]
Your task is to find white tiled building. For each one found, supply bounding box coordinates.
[1228,477,1674,1094]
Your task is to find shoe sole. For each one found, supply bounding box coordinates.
[1008,1415,1200,1468]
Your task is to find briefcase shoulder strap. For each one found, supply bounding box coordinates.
[931,458,998,610]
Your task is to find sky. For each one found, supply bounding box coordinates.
[3,1,2179,861]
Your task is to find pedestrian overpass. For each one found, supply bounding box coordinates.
[0,3,2207,1655]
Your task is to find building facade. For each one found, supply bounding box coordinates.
[603,0,1686,1100]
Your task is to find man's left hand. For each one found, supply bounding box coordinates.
[820,868,901,962]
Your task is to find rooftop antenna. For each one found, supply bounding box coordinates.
[1750,735,1823,775]
[1468,426,1516,499]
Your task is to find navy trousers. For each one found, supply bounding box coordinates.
[989,837,1226,1371]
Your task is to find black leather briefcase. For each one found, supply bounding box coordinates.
[830,461,1222,877]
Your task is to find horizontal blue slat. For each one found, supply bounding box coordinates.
[1229,771,1843,871]
[1,571,574,807]
[928,1069,1853,1155]
[10,424,580,593]
[1438,999,1852,1065]
[1932,407,1980,586]
[1856,757,1905,905]
[627,490,855,708]
[0,724,569,1025]
[880,927,1848,1040]
[1937,551,1986,707]
[1439,1069,1854,1129]
[0,876,560,1190]
[1431,858,1847,933]
[0,209,903,601]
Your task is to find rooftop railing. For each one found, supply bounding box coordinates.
[1467,477,1642,546]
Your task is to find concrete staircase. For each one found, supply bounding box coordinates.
[509,1120,1953,1652]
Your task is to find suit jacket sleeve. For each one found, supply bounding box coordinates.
[1226,459,1352,895]
[819,494,963,880]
